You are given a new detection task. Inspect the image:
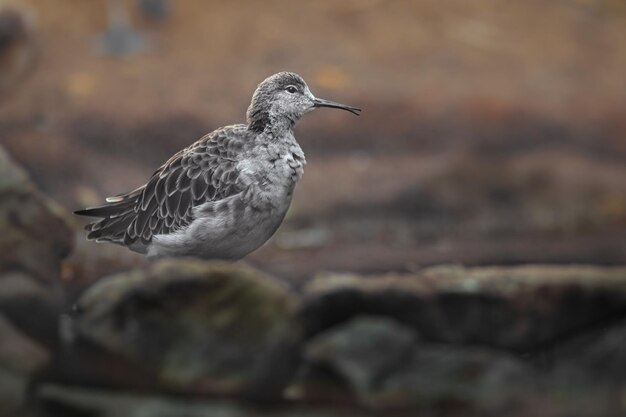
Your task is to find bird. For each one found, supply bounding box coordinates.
[75,72,361,259]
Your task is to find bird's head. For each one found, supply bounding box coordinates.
[246,71,361,133]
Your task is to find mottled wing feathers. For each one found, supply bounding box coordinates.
[76,125,248,246]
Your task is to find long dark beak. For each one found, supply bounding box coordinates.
[313,97,361,116]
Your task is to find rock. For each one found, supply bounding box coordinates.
[0,146,74,281]
[297,315,533,411]
[373,346,533,411]
[0,144,29,187]
[37,384,368,417]
[299,265,626,351]
[0,313,50,415]
[73,259,300,400]
[304,316,417,397]
[0,272,62,348]
[552,318,626,387]
[1,150,69,415]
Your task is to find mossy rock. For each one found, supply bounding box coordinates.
[75,259,301,399]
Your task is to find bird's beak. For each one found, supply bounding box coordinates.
[313,97,361,116]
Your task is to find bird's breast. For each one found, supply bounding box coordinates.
[239,145,306,188]
[278,150,306,182]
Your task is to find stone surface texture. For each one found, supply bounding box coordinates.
[73,259,300,399]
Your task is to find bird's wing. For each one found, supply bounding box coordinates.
[123,126,248,245]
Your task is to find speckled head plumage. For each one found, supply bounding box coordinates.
[246,71,360,133]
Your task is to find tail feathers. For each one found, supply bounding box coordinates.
[104,185,144,203]
[75,199,138,244]
[74,202,133,218]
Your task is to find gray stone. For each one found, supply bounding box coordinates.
[305,316,417,396]
[73,259,300,399]
[300,265,626,351]
[0,313,50,415]
[0,272,62,347]
[0,145,29,189]
[297,315,533,411]
[37,384,367,417]
[552,319,626,387]
[374,346,534,411]
[0,146,73,281]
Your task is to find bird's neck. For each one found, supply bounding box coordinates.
[248,114,295,138]
[268,116,296,137]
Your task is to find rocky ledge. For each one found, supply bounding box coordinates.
[22,262,626,417]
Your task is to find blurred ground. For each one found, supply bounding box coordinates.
[0,0,625,284]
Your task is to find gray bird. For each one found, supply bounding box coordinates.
[75,72,361,259]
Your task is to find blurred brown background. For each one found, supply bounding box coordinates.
[1,0,625,283]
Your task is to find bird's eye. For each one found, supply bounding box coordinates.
[285,85,298,94]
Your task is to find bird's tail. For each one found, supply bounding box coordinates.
[74,187,143,245]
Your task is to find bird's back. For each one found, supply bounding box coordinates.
[75,124,253,254]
